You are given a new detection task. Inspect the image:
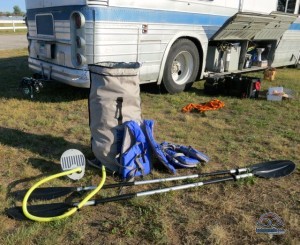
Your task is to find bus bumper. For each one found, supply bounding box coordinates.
[28,57,90,88]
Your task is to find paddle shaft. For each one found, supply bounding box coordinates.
[30,167,249,193]
[78,168,247,191]
[82,173,253,207]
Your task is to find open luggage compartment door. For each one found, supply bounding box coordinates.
[211,12,297,41]
[254,12,297,40]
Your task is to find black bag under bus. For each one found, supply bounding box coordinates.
[204,77,226,95]
[224,75,261,98]
[204,75,261,98]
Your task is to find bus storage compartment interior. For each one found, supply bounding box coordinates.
[206,42,241,73]
[206,11,298,75]
[242,41,277,69]
[205,40,277,74]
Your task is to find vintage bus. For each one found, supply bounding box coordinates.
[25,0,300,93]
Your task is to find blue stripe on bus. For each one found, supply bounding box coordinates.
[93,7,229,26]
[289,23,300,30]
[26,5,230,27]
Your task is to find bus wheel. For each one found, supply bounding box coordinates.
[162,39,199,93]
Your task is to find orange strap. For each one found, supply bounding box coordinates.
[182,99,225,113]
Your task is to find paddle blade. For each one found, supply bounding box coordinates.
[11,187,77,201]
[248,160,292,171]
[6,203,73,221]
[252,160,295,178]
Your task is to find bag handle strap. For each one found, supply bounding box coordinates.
[116,97,123,125]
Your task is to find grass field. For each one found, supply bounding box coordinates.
[0,49,299,245]
[0,29,27,35]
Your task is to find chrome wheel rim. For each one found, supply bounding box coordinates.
[171,51,194,85]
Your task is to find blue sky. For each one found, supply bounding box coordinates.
[0,0,26,12]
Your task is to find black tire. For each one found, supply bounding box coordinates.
[162,39,200,93]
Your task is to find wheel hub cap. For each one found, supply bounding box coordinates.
[171,51,194,85]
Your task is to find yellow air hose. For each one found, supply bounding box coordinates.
[22,166,106,222]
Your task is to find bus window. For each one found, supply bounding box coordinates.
[277,0,296,13]
[277,0,285,11]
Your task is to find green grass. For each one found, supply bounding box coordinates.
[0,49,299,244]
[0,30,27,35]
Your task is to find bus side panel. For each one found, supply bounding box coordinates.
[241,0,277,13]
[90,22,210,83]
[272,19,300,67]
[89,5,234,83]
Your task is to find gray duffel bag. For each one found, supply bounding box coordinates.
[88,62,142,173]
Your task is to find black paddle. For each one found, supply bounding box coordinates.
[10,160,289,201]
[6,160,295,221]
